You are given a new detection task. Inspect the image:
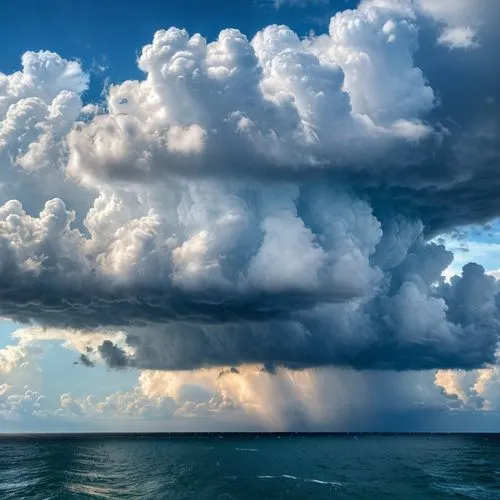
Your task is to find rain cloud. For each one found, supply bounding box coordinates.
[1,0,500,373]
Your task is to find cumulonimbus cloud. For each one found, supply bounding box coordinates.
[0,0,499,373]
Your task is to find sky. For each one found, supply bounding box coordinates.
[1,0,500,432]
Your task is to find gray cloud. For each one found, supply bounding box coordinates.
[103,245,498,372]
[98,340,131,369]
[77,353,94,368]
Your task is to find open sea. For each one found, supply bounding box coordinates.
[0,433,499,499]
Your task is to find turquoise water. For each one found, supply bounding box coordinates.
[0,434,499,499]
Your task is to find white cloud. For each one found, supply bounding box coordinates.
[11,326,130,362]
[166,123,206,154]
[132,365,452,429]
[0,344,31,374]
[320,3,434,123]
[0,334,43,388]
[435,352,500,412]
[437,26,480,50]
[34,364,444,429]
[67,12,437,185]
[0,384,47,420]
[0,51,87,171]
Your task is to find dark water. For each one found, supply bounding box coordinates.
[1,434,499,499]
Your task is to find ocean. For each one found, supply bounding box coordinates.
[0,433,499,499]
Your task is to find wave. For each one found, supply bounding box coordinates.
[433,482,498,500]
[257,474,342,487]
[306,479,343,487]
[234,448,259,452]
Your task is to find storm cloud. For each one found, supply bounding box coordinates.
[1,0,500,373]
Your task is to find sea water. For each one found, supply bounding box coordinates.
[0,433,499,499]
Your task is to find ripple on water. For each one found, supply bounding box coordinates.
[433,482,500,500]
[257,474,342,487]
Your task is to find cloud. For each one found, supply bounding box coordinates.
[0,384,46,420]
[3,363,438,430]
[3,357,500,431]
[437,26,480,50]
[0,51,87,178]
[2,319,500,430]
[434,350,500,413]
[435,228,500,281]
[11,327,127,357]
[0,344,32,374]
[0,184,386,327]
[415,0,489,28]
[98,340,131,369]
[0,332,43,388]
[0,50,93,220]
[66,9,438,185]
[0,0,499,378]
[84,364,462,430]
[131,359,500,429]
[362,0,500,54]
[76,353,94,367]
[105,250,499,371]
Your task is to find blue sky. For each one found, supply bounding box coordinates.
[1,0,500,432]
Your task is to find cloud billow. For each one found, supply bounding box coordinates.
[0,0,499,373]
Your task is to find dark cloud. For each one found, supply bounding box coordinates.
[112,255,499,372]
[98,340,131,369]
[217,367,240,379]
[77,353,95,368]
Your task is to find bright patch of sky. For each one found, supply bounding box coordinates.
[435,219,500,281]
[0,321,19,348]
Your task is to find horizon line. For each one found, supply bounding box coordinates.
[1,431,499,438]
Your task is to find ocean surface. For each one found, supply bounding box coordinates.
[0,433,499,499]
